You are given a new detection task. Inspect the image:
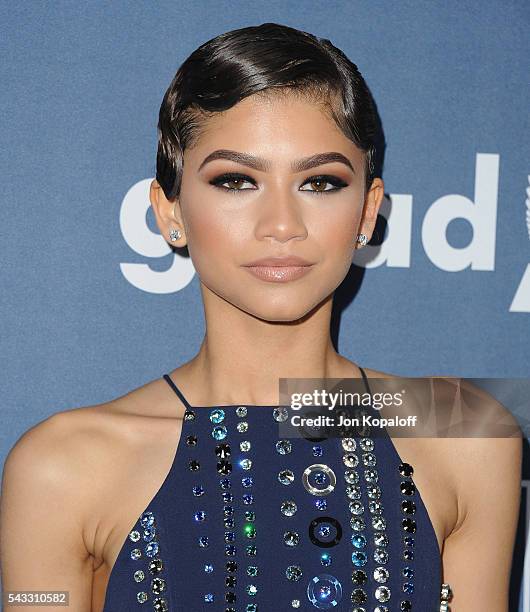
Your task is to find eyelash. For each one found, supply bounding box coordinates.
[209,172,348,195]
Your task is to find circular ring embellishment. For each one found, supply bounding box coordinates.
[308,516,342,548]
[307,573,343,609]
[302,464,336,496]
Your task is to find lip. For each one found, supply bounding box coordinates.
[243,256,314,267]
[243,263,315,283]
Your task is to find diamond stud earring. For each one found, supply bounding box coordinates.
[169,228,182,242]
[356,233,368,247]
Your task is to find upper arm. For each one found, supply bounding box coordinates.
[0,413,94,611]
[440,404,523,611]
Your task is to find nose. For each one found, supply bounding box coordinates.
[254,185,309,244]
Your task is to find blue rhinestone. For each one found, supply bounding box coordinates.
[142,526,156,541]
[140,511,155,528]
[242,477,253,487]
[242,493,254,504]
[194,510,206,522]
[204,564,213,573]
[220,478,231,489]
[351,534,367,549]
[318,525,331,537]
[315,498,327,510]
[402,567,414,578]
[314,471,327,484]
[193,485,204,496]
[403,582,414,594]
[320,553,332,566]
[352,551,368,567]
[145,541,159,557]
[211,425,228,440]
[199,536,209,547]
[225,544,237,556]
[204,593,214,602]
[312,445,323,456]
[209,408,225,424]
[225,531,235,542]
[222,491,234,502]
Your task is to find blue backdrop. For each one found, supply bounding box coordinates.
[1,1,529,609]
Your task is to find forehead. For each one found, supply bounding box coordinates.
[185,91,361,165]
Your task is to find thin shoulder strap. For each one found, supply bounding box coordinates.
[357,365,373,395]
[162,373,193,410]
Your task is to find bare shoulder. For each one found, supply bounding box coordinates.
[435,380,523,608]
[2,376,179,552]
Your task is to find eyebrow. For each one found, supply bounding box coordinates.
[197,149,355,174]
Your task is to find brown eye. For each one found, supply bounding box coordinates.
[299,174,348,194]
[210,173,257,192]
[309,179,328,192]
[226,178,246,190]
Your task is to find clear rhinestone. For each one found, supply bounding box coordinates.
[362,452,377,466]
[276,439,292,454]
[341,437,356,451]
[349,500,365,515]
[133,569,145,582]
[285,565,302,581]
[359,438,374,451]
[343,453,359,468]
[283,531,300,546]
[235,406,248,417]
[375,585,391,602]
[273,407,289,422]
[240,458,252,470]
[278,469,295,485]
[344,469,359,484]
[374,567,389,583]
[129,530,141,542]
[346,484,362,500]
[280,500,297,516]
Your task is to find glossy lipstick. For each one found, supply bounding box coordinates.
[242,256,315,283]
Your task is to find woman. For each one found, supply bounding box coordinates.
[1,22,522,612]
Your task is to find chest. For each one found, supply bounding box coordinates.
[93,410,455,610]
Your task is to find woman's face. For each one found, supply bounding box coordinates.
[152,92,383,322]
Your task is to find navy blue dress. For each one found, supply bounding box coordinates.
[102,367,443,611]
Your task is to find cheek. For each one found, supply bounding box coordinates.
[314,204,359,254]
[184,200,246,271]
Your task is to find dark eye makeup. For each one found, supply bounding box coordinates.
[208,172,349,195]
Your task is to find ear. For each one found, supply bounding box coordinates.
[356,177,384,247]
[149,179,186,245]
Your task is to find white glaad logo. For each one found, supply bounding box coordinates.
[510,175,530,312]
[119,156,529,311]
[354,153,530,313]
[119,179,195,294]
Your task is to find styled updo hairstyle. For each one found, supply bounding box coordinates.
[156,22,378,201]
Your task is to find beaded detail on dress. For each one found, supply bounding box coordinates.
[102,368,445,611]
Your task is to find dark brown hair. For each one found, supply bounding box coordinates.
[156,22,378,200]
